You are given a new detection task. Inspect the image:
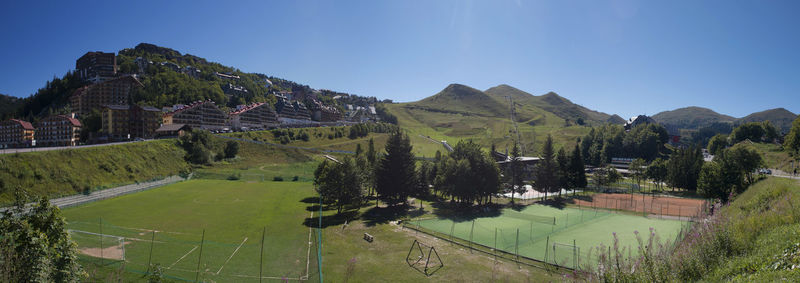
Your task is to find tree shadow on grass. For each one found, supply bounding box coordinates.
[536,199,566,209]
[302,210,358,228]
[429,202,502,222]
[361,204,412,227]
[300,196,321,204]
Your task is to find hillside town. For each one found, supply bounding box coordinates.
[0,51,380,148]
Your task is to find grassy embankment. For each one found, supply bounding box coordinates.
[0,140,190,206]
[591,177,800,281]
[0,133,321,206]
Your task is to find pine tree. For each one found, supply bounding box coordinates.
[556,147,569,198]
[569,143,588,189]
[375,131,417,206]
[534,135,559,201]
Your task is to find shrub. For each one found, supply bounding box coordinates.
[292,175,299,181]
[273,176,284,181]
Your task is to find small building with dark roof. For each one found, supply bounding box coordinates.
[155,123,192,138]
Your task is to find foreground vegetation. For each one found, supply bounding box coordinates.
[591,177,800,282]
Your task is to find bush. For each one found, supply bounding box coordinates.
[227,173,241,180]
[224,141,239,158]
[273,176,284,181]
[292,175,299,181]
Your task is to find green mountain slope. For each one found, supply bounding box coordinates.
[0,94,23,120]
[484,84,621,126]
[652,106,736,129]
[408,84,509,117]
[737,108,797,132]
[386,84,591,156]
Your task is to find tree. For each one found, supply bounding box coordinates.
[505,143,526,203]
[223,141,239,159]
[629,158,647,189]
[646,158,668,190]
[568,143,588,189]
[179,130,215,164]
[698,144,763,202]
[436,140,501,205]
[1,192,86,282]
[785,116,800,156]
[667,146,703,192]
[375,131,417,205]
[534,135,559,201]
[556,147,570,198]
[593,166,621,187]
[707,134,728,156]
[730,122,766,143]
[313,158,363,214]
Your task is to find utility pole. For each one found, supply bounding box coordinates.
[505,96,527,155]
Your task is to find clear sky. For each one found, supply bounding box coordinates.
[0,0,798,119]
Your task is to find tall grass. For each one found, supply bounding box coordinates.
[586,177,800,282]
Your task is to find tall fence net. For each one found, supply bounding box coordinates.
[67,219,316,282]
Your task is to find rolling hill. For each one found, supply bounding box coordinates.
[652,106,736,129]
[484,84,623,125]
[737,108,797,132]
[653,106,798,133]
[385,84,602,156]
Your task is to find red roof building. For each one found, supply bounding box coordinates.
[0,119,35,148]
[36,114,82,147]
[228,102,278,129]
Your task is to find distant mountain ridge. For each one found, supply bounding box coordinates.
[482,84,623,125]
[652,106,798,132]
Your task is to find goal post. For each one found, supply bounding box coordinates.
[68,229,126,261]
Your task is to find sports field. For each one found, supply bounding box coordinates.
[411,204,688,269]
[61,179,318,282]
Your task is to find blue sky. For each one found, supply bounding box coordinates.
[0,0,798,119]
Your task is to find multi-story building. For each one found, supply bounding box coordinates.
[308,100,342,122]
[228,102,278,130]
[102,104,162,140]
[222,83,248,98]
[163,100,228,130]
[70,75,144,116]
[274,95,311,120]
[0,119,35,148]
[36,114,81,147]
[76,51,117,83]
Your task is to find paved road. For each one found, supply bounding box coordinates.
[770,169,800,180]
[0,175,189,213]
[0,140,147,155]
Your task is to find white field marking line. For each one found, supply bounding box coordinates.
[168,246,198,269]
[305,211,313,279]
[216,237,248,275]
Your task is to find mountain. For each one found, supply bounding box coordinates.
[0,94,23,120]
[737,108,797,132]
[408,84,508,117]
[607,114,626,124]
[653,106,798,132]
[652,107,736,129]
[484,84,621,125]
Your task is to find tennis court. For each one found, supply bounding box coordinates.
[411,204,687,269]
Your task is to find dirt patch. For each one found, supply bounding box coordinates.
[78,241,130,260]
[572,193,708,218]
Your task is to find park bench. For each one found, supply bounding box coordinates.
[363,233,374,242]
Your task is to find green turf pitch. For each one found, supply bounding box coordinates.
[415,204,687,268]
[62,179,316,282]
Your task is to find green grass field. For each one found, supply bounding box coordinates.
[412,204,687,269]
[63,179,317,282]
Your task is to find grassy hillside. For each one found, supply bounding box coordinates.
[0,132,322,206]
[0,140,191,206]
[484,84,621,125]
[738,108,797,132]
[652,106,736,129]
[745,142,797,173]
[386,84,593,155]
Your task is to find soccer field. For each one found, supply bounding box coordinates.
[412,204,688,269]
[62,179,318,282]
